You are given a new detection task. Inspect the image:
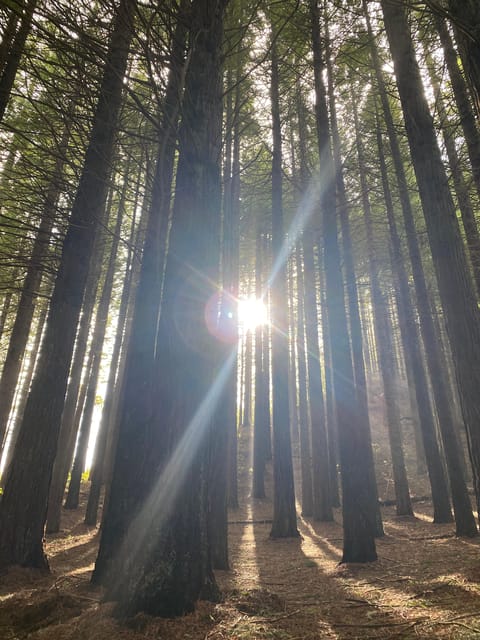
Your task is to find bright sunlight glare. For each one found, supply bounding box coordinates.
[238,296,268,331]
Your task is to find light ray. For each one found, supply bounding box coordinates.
[266,175,324,291]
[110,348,237,579]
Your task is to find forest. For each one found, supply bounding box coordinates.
[1,0,480,638]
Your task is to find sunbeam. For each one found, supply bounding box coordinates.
[110,348,238,579]
[266,175,324,290]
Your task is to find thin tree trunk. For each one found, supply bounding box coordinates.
[0,126,68,449]
[287,260,299,447]
[64,173,127,511]
[435,16,480,201]
[0,0,37,122]
[366,1,455,524]
[303,229,331,521]
[0,268,19,351]
[293,83,313,516]
[321,286,340,508]
[269,30,298,539]
[295,244,313,516]
[242,328,252,427]
[45,259,103,534]
[84,165,143,527]
[1,297,48,476]
[253,224,268,499]
[296,73,330,517]
[225,75,241,508]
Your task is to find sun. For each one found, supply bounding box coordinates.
[238,296,268,331]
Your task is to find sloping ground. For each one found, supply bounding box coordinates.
[1,427,480,639]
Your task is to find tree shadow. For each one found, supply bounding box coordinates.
[225,483,480,639]
[242,490,416,637]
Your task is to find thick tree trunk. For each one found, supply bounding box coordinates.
[0,11,20,74]
[0,0,136,569]
[94,0,228,617]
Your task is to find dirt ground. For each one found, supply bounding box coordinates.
[1,424,480,639]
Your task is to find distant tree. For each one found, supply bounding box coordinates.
[350,81,413,517]
[252,220,269,500]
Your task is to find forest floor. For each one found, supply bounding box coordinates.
[2,425,480,639]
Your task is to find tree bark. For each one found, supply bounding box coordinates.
[44,238,104,534]
[366,0,455,524]
[95,0,228,617]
